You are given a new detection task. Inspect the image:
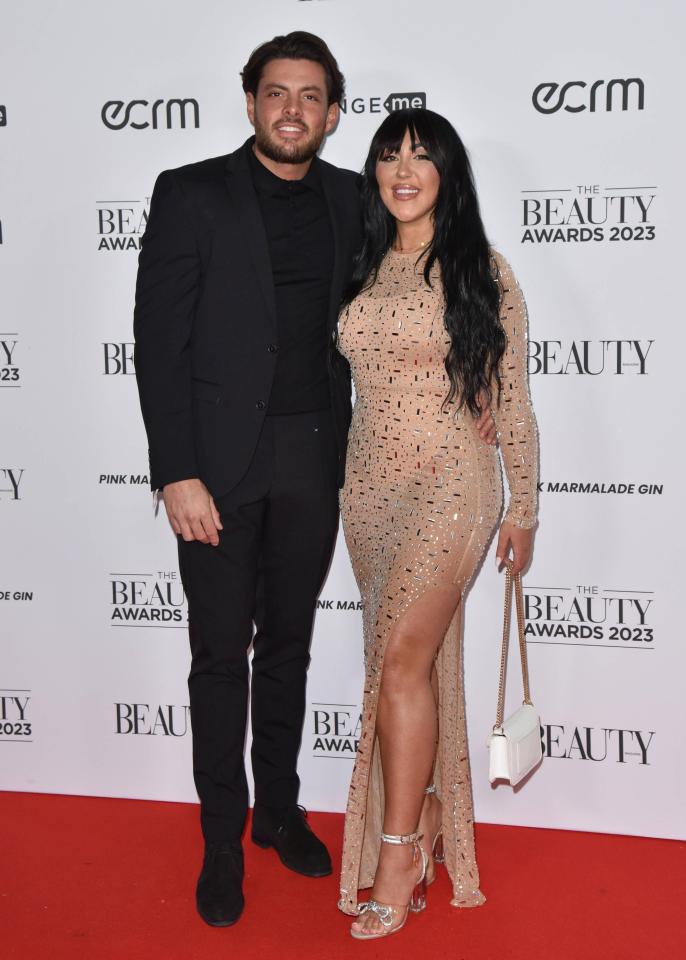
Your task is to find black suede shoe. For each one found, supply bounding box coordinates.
[251,804,332,878]
[196,840,244,927]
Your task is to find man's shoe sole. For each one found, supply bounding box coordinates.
[251,835,332,878]
[197,903,244,927]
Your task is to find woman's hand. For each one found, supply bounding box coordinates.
[475,391,497,445]
[495,521,533,575]
[475,405,497,445]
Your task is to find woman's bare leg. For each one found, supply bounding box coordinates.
[351,588,459,936]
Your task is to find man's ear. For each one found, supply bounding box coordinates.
[325,101,340,135]
[246,92,256,128]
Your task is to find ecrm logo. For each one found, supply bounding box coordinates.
[533,78,644,114]
[101,98,200,130]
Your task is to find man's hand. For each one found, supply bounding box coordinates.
[475,393,497,445]
[161,478,223,546]
[495,521,533,576]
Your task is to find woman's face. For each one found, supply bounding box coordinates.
[375,129,440,230]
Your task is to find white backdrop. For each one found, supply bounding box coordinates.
[1,0,683,841]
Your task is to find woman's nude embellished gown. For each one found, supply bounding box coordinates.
[337,249,539,914]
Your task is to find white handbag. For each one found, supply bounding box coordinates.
[486,560,543,786]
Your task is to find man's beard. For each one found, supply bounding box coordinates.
[253,115,325,165]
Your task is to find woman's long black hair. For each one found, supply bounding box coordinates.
[342,108,506,415]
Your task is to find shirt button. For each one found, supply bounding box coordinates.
[256,400,265,410]
[267,343,278,353]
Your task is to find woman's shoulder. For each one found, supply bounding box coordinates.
[488,247,515,284]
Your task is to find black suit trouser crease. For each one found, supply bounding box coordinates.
[177,409,339,843]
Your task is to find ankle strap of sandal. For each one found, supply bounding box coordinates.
[380,831,422,845]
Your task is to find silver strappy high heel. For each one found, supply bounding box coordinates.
[350,831,428,940]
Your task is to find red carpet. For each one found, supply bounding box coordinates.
[2,792,683,960]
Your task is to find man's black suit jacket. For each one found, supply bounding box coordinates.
[133,138,361,496]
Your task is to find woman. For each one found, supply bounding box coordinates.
[336,108,539,939]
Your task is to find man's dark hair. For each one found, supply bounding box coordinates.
[241,31,345,106]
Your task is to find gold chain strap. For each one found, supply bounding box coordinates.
[494,559,532,730]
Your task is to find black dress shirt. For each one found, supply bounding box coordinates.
[249,148,334,414]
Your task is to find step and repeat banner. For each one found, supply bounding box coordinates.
[1,0,683,840]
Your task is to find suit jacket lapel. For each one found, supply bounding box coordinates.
[319,161,347,333]
[224,140,277,335]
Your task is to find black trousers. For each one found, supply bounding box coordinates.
[178,409,339,843]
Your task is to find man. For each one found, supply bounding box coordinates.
[134,32,495,927]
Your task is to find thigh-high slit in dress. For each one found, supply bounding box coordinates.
[337,249,539,914]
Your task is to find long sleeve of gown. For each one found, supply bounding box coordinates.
[490,252,539,529]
